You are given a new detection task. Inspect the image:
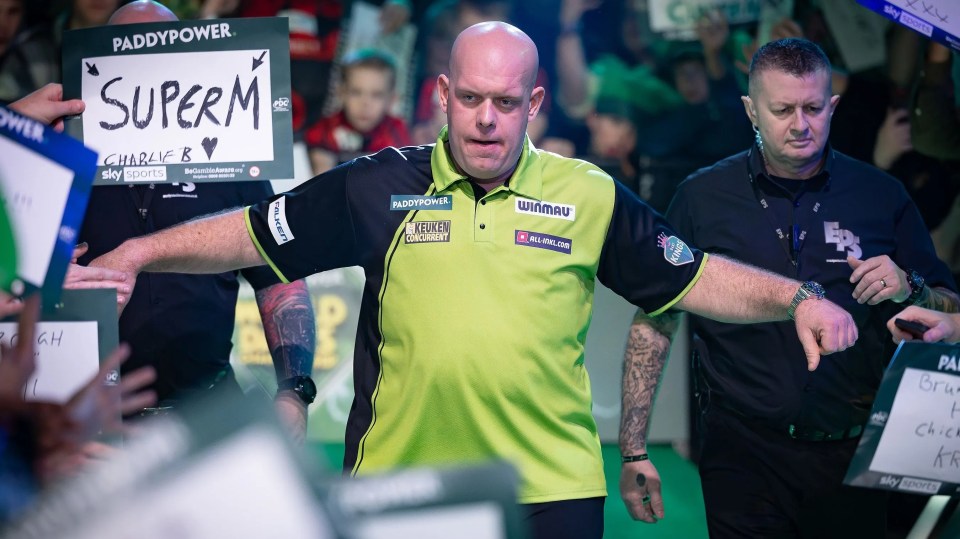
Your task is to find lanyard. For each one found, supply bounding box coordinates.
[129,184,156,221]
[745,148,824,268]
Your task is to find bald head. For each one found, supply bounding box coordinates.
[450,22,539,92]
[108,0,178,25]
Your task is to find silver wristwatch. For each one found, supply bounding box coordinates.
[787,281,826,320]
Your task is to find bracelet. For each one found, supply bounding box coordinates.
[621,453,649,463]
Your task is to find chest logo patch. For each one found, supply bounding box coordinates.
[515,198,575,221]
[405,220,451,243]
[658,233,693,266]
[391,195,453,211]
[516,230,572,254]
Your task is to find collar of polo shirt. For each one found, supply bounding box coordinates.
[430,125,544,201]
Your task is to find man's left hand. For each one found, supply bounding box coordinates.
[620,459,664,523]
[275,393,308,445]
[848,255,907,305]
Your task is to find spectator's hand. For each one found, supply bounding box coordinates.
[64,243,133,309]
[65,343,157,442]
[770,18,804,41]
[0,295,41,399]
[792,297,857,371]
[36,441,117,485]
[927,42,952,64]
[198,0,241,18]
[873,108,912,170]
[620,459,664,523]
[848,255,908,304]
[379,2,411,34]
[888,306,960,344]
[560,0,603,26]
[274,392,308,445]
[8,84,84,131]
[696,11,729,55]
[0,293,23,319]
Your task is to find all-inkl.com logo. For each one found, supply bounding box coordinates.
[658,232,694,266]
[515,230,571,254]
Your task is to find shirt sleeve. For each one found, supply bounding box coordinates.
[235,181,285,290]
[597,180,707,315]
[245,164,360,283]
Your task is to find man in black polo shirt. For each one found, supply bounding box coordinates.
[624,39,958,537]
[65,0,317,442]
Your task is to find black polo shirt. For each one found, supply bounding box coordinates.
[668,145,956,433]
[78,181,281,403]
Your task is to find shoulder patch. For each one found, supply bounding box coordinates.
[658,233,693,266]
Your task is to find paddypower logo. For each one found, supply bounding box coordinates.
[391,195,452,211]
[515,198,575,221]
[658,233,694,266]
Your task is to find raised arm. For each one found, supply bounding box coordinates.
[619,309,680,524]
[677,255,857,370]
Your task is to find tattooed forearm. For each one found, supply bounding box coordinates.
[921,287,960,314]
[620,309,680,455]
[255,280,316,380]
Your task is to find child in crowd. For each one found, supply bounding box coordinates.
[304,48,411,175]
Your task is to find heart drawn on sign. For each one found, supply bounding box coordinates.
[201,137,218,159]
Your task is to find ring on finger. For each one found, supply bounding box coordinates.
[879,278,887,288]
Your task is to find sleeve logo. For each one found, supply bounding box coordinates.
[270,196,294,245]
[658,233,693,266]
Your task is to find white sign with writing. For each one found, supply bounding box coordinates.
[857,0,960,53]
[81,49,274,170]
[0,321,100,403]
[870,367,960,484]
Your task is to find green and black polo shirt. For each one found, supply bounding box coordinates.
[245,127,707,503]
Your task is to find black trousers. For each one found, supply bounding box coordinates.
[699,407,888,539]
[522,496,604,539]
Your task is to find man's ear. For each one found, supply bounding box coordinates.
[741,95,757,125]
[437,74,450,114]
[528,86,545,121]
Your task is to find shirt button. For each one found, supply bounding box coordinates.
[480,200,486,205]
[794,201,801,208]
[803,384,812,392]
[479,223,486,229]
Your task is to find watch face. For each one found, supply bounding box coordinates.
[803,281,826,297]
[299,377,318,401]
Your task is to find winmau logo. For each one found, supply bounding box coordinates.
[270,196,294,245]
[515,198,575,221]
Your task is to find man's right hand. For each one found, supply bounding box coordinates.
[793,297,858,371]
[64,243,134,312]
[620,459,664,523]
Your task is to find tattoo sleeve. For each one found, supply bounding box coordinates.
[619,309,681,456]
[920,286,960,314]
[255,280,316,381]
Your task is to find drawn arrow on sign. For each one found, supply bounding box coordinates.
[252,51,267,71]
[85,62,99,76]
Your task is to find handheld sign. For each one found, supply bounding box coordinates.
[648,0,761,40]
[0,104,97,306]
[857,0,960,53]
[0,289,119,404]
[845,342,960,496]
[62,17,293,185]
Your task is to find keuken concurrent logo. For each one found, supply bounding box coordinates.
[658,232,693,266]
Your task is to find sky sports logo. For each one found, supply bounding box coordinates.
[515,230,571,255]
[101,166,168,182]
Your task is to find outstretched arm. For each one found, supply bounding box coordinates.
[90,209,264,277]
[677,255,857,370]
[619,309,680,523]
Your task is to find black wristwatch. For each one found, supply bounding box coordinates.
[277,376,317,405]
[787,281,825,320]
[904,269,926,306]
